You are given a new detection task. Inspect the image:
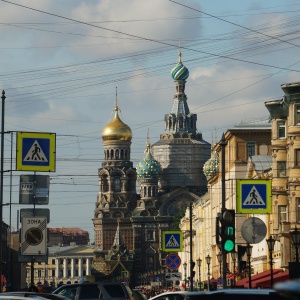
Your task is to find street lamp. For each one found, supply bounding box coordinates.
[183,262,187,291]
[196,258,202,291]
[231,251,237,288]
[245,244,252,289]
[266,235,276,287]
[206,255,211,291]
[290,226,300,262]
[217,252,222,277]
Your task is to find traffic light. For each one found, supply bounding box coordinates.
[220,209,235,253]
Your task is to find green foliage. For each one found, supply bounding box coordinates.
[171,210,186,230]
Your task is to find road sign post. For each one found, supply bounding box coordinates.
[21,217,47,255]
[162,231,183,252]
[236,179,271,214]
[166,253,181,270]
[16,132,56,172]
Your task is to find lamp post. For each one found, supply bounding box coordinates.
[290,227,300,262]
[266,236,276,287]
[183,262,187,291]
[217,252,222,277]
[231,251,237,288]
[206,255,211,291]
[196,258,202,291]
[245,244,252,289]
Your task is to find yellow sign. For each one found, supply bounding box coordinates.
[162,231,183,252]
[236,179,271,214]
[16,132,56,172]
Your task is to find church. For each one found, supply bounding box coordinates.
[92,52,211,286]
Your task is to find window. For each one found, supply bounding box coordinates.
[247,142,256,157]
[296,149,300,167]
[277,121,286,138]
[296,105,300,125]
[278,205,287,224]
[277,161,286,177]
[79,285,100,299]
[114,177,121,192]
[147,230,155,241]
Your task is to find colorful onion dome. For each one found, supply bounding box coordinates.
[137,141,161,180]
[102,105,132,143]
[203,151,219,179]
[171,50,189,81]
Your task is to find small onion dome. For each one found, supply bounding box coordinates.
[102,105,132,142]
[203,151,219,179]
[137,142,161,181]
[171,50,189,81]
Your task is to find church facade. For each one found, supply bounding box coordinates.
[92,52,211,286]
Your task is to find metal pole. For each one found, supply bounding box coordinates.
[270,248,273,287]
[233,260,236,288]
[248,254,252,289]
[198,263,201,291]
[220,133,227,289]
[189,202,193,291]
[0,90,6,292]
[207,263,210,291]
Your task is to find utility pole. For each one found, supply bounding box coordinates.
[220,133,227,289]
[0,90,6,292]
[189,202,193,291]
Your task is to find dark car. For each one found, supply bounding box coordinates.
[53,281,133,300]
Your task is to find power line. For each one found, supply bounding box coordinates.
[1,0,300,73]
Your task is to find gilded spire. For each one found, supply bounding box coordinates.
[102,89,132,143]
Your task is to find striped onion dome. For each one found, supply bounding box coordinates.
[171,50,189,81]
[137,141,161,181]
[203,151,219,179]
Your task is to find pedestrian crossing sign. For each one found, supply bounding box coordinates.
[16,132,56,172]
[162,231,183,252]
[236,179,271,214]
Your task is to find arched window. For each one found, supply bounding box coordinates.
[116,149,119,159]
[102,175,108,193]
[110,149,114,159]
[121,149,124,159]
[114,177,121,192]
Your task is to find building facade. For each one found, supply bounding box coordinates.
[265,81,300,270]
[25,245,95,287]
[92,51,211,286]
[179,120,273,287]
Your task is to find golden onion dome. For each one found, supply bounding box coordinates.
[102,106,132,143]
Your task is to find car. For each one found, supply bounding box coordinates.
[53,281,133,300]
[274,279,300,300]
[132,289,146,300]
[0,296,49,300]
[0,293,68,300]
[206,289,287,300]
[149,291,205,300]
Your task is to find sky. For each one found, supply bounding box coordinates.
[1,0,300,243]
